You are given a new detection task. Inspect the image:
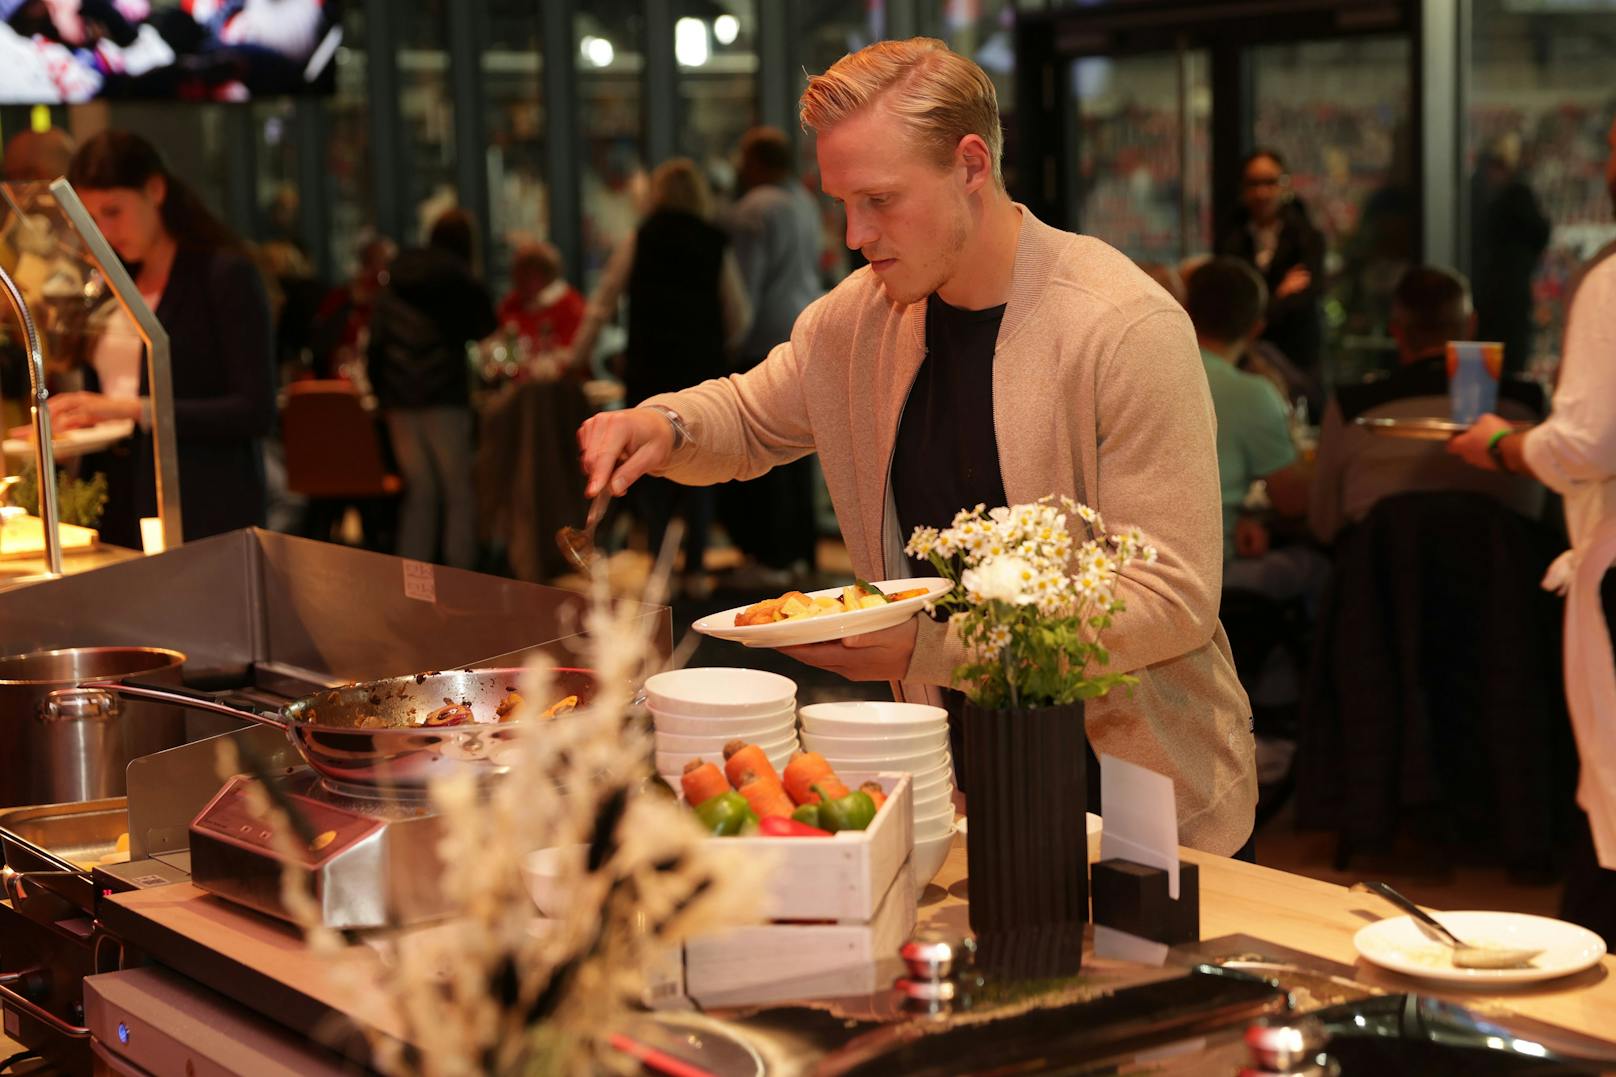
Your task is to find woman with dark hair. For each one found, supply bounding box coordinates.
[50,129,276,547]
[1216,148,1326,400]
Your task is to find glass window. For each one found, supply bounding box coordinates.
[794,1,884,286]
[1066,50,1211,265]
[324,4,376,280]
[252,100,300,250]
[678,0,758,200]
[1250,35,1413,385]
[483,1,548,293]
[397,2,456,247]
[575,7,646,290]
[1468,0,1616,381]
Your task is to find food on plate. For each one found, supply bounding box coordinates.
[733,579,931,627]
[539,694,578,720]
[496,691,526,721]
[783,751,849,806]
[680,760,731,806]
[682,742,888,837]
[423,702,475,727]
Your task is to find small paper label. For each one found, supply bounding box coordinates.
[1099,753,1182,899]
[402,560,437,603]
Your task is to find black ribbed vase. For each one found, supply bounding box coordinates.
[962,699,1089,945]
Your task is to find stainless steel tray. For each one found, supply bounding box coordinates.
[0,797,130,874]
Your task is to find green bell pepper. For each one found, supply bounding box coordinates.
[694,791,756,836]
[812,784,876,833]
[790,803,823,829]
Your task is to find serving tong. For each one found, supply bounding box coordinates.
[1353,881,1543,969]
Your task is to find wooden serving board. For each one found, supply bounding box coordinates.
[0,513,98,559]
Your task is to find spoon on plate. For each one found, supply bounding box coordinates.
[1352,881,1542,969]
[557,486,612,572]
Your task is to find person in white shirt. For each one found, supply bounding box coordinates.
[1449,114,1616,945]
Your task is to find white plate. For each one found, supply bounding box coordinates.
[643,667,797,717]
[656,747,793,775]
[911,825,956,890]
[3,419,134,462]
[693,578,952,648]
[1353,911,1606,985]
[798,701,949,736]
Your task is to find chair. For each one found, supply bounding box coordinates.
[1295,491,1575,876]
[280,380,402,549]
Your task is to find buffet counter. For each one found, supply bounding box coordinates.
[92,833,1616,1065]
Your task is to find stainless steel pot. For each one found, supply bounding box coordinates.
[0,647,186,807]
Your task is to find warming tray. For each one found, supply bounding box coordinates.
[0,797,131,875]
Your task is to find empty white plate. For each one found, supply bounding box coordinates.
[1353,911,1606,985]
[649,702,796,737]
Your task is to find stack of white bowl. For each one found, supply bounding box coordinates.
[797,701,955,888]
[645,667,799,790]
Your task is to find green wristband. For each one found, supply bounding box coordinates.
[1486,428,1513,471]
[1486,428,1512,452]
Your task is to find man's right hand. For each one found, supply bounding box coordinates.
[578,407,676,497]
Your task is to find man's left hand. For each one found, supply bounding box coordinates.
[1447,413,1515,471]
[776,617,918,682]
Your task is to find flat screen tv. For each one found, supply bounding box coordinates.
[0,0,343,103]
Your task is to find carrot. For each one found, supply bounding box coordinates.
[722,741,779,789]
[783,751,849,806]
[680,759,730,806]
[859,781,887,812]
[735,771,796,818]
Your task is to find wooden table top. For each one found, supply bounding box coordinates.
[102,832,1616,1053]
[920,836,1616,1038]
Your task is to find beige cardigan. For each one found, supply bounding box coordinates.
[645,207,1256,854]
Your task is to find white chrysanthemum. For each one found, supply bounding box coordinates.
[962,555,1037,605]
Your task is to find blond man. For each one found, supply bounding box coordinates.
[578,39,1255,854]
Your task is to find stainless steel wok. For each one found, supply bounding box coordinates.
[83,667,598,794]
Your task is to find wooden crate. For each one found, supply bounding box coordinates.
[683,854,918,1006]
[717,770,913,922]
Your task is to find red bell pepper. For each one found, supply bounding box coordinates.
[759,815,832,838]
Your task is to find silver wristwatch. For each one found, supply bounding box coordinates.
[642,404,692,451]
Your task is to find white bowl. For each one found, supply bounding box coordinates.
[643,667,797,717]
[798,700,948,736]
[820,747,948,777]
[656,746,792,776]
[522,844,586,917]
[653,726,795,754]
[911,760,955,792]
[913,785,953,817]
[800,726,950,758]
[910,826,956,890]
[915,810,955,841]
[650,702,796,737]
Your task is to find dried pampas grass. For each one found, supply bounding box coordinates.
[226,544,765,1075]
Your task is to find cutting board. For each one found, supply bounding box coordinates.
[0,513,99,559]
